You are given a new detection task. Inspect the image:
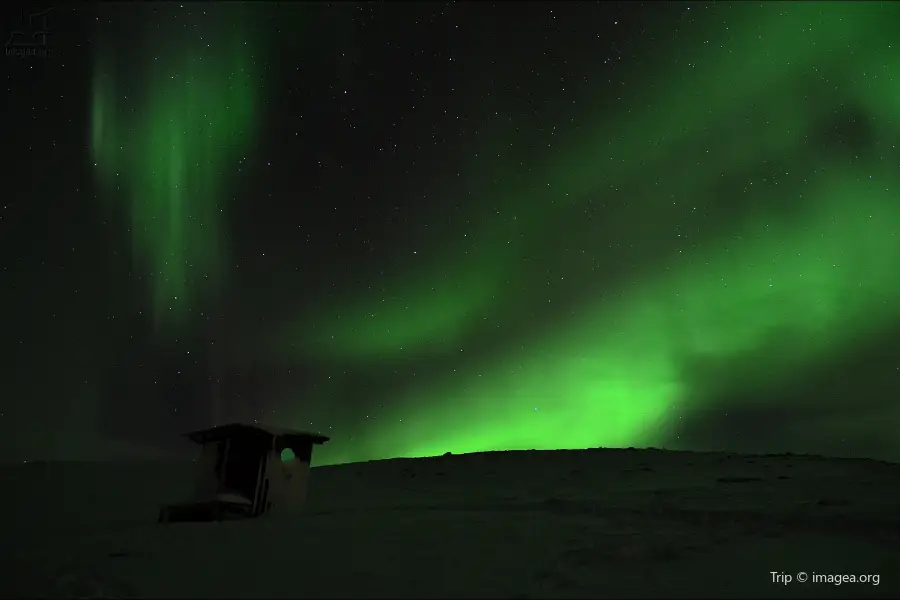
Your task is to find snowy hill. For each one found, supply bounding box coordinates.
[2,448,898,598]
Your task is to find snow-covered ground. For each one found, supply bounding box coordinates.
[2,448,898,598]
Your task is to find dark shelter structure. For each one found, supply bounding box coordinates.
[158,423,329,523]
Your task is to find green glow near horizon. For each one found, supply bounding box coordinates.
[296,3,900,465]
[90,7,258,332]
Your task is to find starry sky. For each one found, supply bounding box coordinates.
[4,2,900,465]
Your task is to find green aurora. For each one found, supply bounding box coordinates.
[299,2,900,464]
[91,3,900,465]
[90,5,259,333]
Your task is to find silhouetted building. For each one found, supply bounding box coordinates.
[158,422,329,523]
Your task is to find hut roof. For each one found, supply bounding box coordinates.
[184,422,330,445]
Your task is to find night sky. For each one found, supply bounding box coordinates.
[4,2,900,465]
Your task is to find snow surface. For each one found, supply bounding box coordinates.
[1,447,898,598]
